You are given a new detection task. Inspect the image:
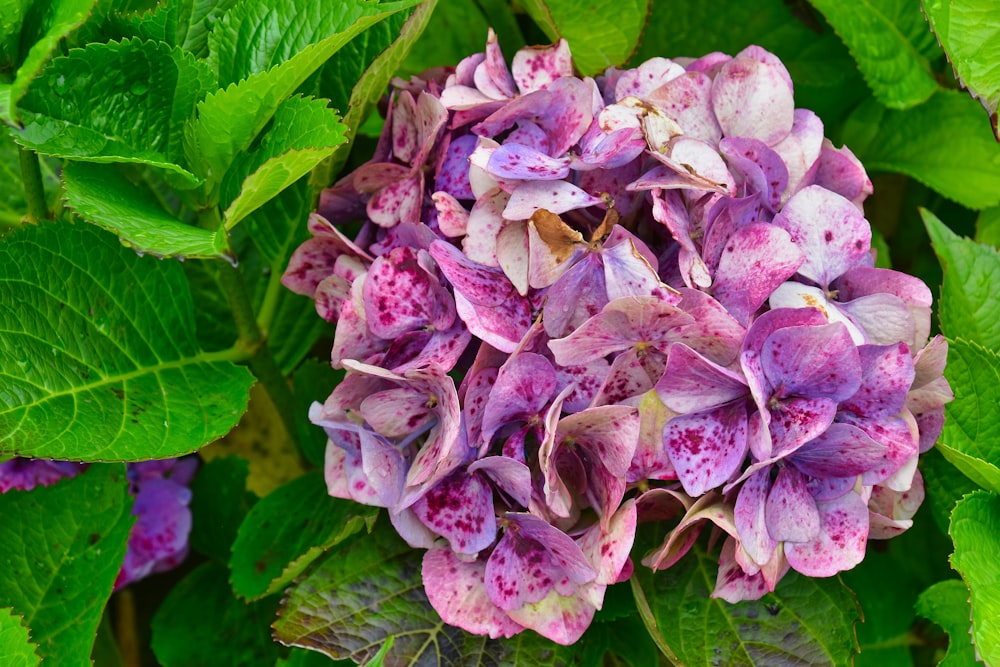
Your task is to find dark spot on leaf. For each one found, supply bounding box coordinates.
[89,533,100,545]
[111,387,125,400]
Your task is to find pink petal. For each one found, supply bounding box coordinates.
[432,191,469,237]
[773,109,824,201]
[784,491,869,577]
[614,58,685,100]
[646,71,722,145]
[813,140,873,209]
[413,470,497,554]
[762,322,861,401]
[504,180,603,218]
[764,466,820,542]
[512,39,573,94]
[655,344,748,414]
[734,469,777,567]
[664,401,748,496]
[505,585,599,645]
[488,143,571,180]
[711,45,794,145]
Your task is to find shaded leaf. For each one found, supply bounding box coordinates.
[949,490,1000,665]
[520,0,649,76]
[921,448,978,537]
[976,206,1000,247]
[151,562,281,667]
[15,38,214,187]
[923,0,1000,138]
[843,91,1000,210]
[230,471,377,600]
[924,208,1000,349]
[0,464,132,666]
[0,0,99,126]
[0,131,60,225]
[916,579,977,667]
[0,221,254,460]
[292,359,343,467]
[807,0,939,109]
[632,543,860,667]
[189,455,258,562]
[274,519,578,665]
[935,338,1000,494]
[0,608,40,667]
[62,162,228,260]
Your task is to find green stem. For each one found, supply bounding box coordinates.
[18,146,49,222]
[216,260,301,445]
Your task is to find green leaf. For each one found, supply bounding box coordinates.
[62,162,229,260]
[274,519,577,664]
[0,464,133,666]
[0,0,99,126]
[0,130,60,226]
[949,490,1000,665]
[976,206,1000,247]
[934,338,1000,493]
[0,608,40,667]
[189,455,258,562]
[921,448,979,536]
[916,580,978,667]
[221,96,346,230]
[631,544,860,667]
[313,0,436,182]
[0,221,254,460]
[14,39,214,187]
[151,562,281,667]
[806,0,939,109]
[519,0,649,76]
[230,471,377,600]
[184,0,420,192]
[843,91,1000,210]
[180,0,241,57]
[923,208,1000,348]
[923,0,1000,138]
[399,0,518,77]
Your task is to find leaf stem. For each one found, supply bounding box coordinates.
[18,145,49,222]
[216,260,301,445]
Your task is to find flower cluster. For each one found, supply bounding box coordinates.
[283,32,951,644]
[0,457,197,590]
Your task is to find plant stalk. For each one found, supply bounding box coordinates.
[18,146,49,222]
[216,260,301,445]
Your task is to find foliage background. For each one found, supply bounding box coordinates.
[0,0,998,665]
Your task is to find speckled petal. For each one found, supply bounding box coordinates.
[504,180,603,218]
[432,191,470,237]
[512,39,573,94]
[784,491,869,577]
[656,343,748,414]
[481,352,558,444]
[841,343,915,419]
[422,548,525,639]
[413,470,496,554]
[665,401,748,496]
[791,422,888,479]
[764,465,820,542]
[362,247,455,339]
[734,469,777,567]
[646,71,722,145]
[773,109,824,201]
[813,140,873,209]
[488,143,571,180]
[718,137,788,212]
[505,585,599,646]
[711,45,794,145]
[579,500,638,585]
[761,322,861,401]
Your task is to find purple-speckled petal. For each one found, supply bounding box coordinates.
[579,500,638,585]
[507,121,552,153]
[362,247,455,339]
[117,477,192,589]
[734,469,778,567]
[813,140,873,209]
[592,349,657,406]
[555,358,609,412]
[773,109,824,201]
[423,548,524,639]
[665,401,748,496]
[656,343,748,414]
[646,71,722,144]
[764,466,820,542]
[549,296,691,366]
[718,137,788,212]
[711,222,804,325]
[463,188,509,266]
[512,39,573,94]
[432,191,470,238]
[629,391,678,483]
[712,538,771,603]
[504,180,603,219]
[784,491,869,577]
[841,343,914,419]
[391,91,420,163]
[791,422,889,478]
[602,227,665,300]
[711,45,794,145]
[360,387,433,438]
[481,352,558,444]
[615,58,685,100]
[488,143,571,180]
[762,323,861,401]
[868,470,924,539]
[475,29,516,100]
[413,469,496,554]
[506,585,600,646]
[543,254,609,338]
[469,456,532,508]
[435,134,478,199]
[767,396,838,458]
[773,185,871,287]
[366,174,423,228]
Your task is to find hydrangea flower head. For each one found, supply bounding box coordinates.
[287,33,950,644]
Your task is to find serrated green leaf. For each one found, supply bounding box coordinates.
[843,91,1000,210]
[923,0,1000,137]
[151,562,281,667]
[806,0,939,109]
[520,0,649,76]
[0,608,40,667]
[230,471,376,600]
[221,96,346,229]
[924,209,1000,348]
[949,490,1000,665]
[933,338,1000,493]
[62,161,228,260]
[976,206,1000,247]
[15,39,214,187]
[632,544,860,667]
[0,0,99,126]
[0,464,133,666]
[274,519,577,665]
[0,221,254,460]
[103,1,182,44]
[189,455,258,562]
[181,0,241,57]
[314,0,435,182]
[185,0,420,193]
[916,579,977,667]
